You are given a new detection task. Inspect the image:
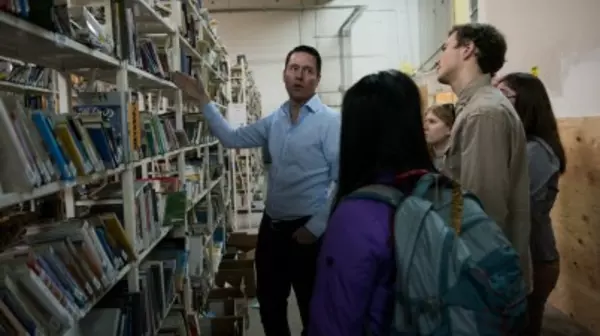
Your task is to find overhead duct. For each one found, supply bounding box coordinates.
[209,4,366,105]
[337,6,366,95]
[208,5,365,13]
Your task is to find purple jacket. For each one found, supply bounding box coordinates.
[309,198,395,336]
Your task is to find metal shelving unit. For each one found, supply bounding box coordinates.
[0,0,234,334]
[229,55,265,224]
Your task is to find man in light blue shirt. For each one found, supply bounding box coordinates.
[191,45,339,336]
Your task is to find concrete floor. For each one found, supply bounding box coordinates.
[245,299,594,336]
[237,213,595,336]
[246,294,303,336]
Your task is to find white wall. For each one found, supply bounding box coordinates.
[417,0,454,72]
[480,0,600,118]
[207,0,430,114]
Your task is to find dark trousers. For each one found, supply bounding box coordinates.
[255,213,320,336]
[525,260,560,336]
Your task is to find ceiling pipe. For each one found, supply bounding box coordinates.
[338,6,366,94]
[209,4,367,103]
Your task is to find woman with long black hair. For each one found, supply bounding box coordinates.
[308,70,436,336]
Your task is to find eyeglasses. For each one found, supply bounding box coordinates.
[498,88,517,100]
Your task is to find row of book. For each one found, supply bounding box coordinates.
[184,159,208,204]
[0,3,113,56]
[141,112,188,159]
[1,0,175,82]
[0,92,205,195]
[0,212,135,335]
[80,180,166,255]
[0,62,52,89]
[122,5,171,78]
[87,237,189,335]
[0,93,131,193]
[86,254,181,335]
[183,114,211,145]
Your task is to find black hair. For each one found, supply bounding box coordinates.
[284,45,322,76]
[450,23,507,76]
[500,72,567,174]
[333,70,436,209]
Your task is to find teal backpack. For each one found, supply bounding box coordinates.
[348,173,528,335]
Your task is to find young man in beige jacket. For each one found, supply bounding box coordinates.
[437,23,532,290]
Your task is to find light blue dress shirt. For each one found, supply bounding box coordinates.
[202,95,340,237]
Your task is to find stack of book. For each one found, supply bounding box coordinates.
[76,92,192,163]
[147,240,188,293]
[0,94,126,192]
[1,2,114,57]
[141,112,189,158]
[0,212,135,335]
[118,6,170,77]
[0,92,202,195]
[184,160,206,201]
[0,61,52,90]
[77,236,188,335]
[183,114,210,145]
[80,180,165,255]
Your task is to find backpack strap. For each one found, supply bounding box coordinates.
[346,184,403,336]
[346,184,404,207]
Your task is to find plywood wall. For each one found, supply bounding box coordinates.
[549,117,600,333]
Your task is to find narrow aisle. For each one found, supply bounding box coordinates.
[236,213,303,336]
[246,294,303,336]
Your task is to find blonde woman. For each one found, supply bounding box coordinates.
[423,103,456,169]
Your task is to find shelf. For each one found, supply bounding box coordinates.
[133,0,176,34]
[0,2,236,333]
[138,226,173,261]
[79,264,132,316]
[0,80,52,94]
[76,65,177,91]
[153,294,178,336]
[62,225,177,335]
[0,12,178,91]
[0,11,119,71]
[0,145,205,209]
[186,175,223,211]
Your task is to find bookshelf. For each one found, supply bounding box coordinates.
[0,0,235,335]
[229,55,265,221]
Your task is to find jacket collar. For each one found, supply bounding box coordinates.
[282,94,322,114]
[455,74,492,114]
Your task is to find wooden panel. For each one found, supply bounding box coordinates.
[434,91,457,104]
[549,116,600,333]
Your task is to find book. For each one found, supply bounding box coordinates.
[87,249,181,335]
[0,95,128,193]
[0,61,52,89]
[0,212,134,334]
[81,180,164,254]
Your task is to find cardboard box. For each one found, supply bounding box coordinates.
[215,258,256,297]
[227,232,258,252]
[200,288,248,335]
[200,316,245,336]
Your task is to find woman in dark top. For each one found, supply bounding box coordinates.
[496,72,567,336]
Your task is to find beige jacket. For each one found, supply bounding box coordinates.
[443,75,532,289]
